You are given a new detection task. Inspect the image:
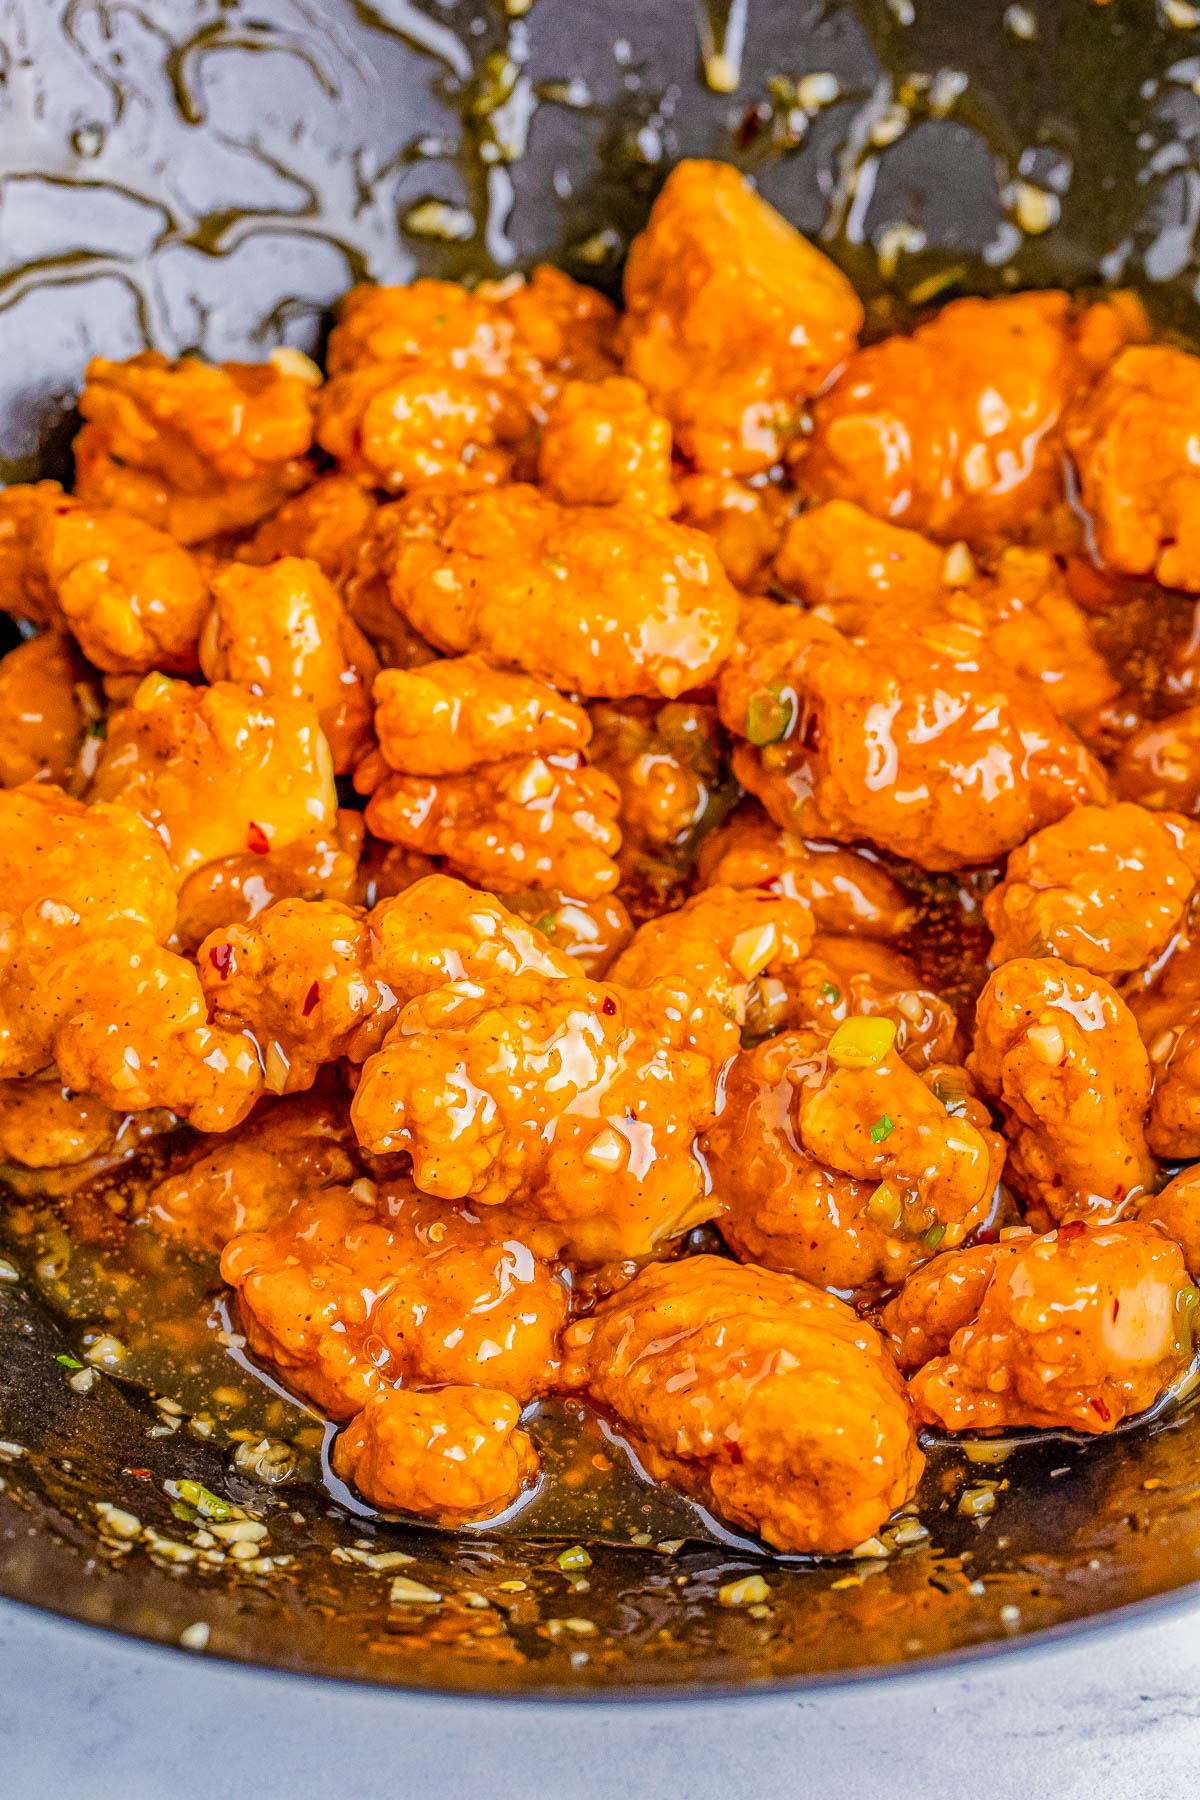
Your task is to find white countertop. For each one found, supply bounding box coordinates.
[3,1593,1198,1799]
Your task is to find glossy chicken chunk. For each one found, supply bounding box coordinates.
[609,887,815,1027]
[587,698,729,906]
[0,1077,121,1170]
[780,935,961,1068]
[0,635,86,788]
[799,292,1137,545]
[1066,345,1200,590]
[73,349,319,544]
[719,599,1104,871]
[704,1026,1001,1293]
[200,559,378,772]
[222,1180,567,1415]
[89,675,337,879]
[373,656,590,777]
[377,485,738,699]
[240,474,377,588]
[883,1222,1196,1433]
[970,958,1157,1223]
[1127,935,1200,1159]
[621,159,862,475]
[694,803,914,940]
[500,889,634,979]
[673,473,793,591]
[562,1256,923,1553]
[1114,705,1200,816]
[1140,1165,1200,1279]
[538,376,673,515]
[351,973,731,1264]
[172,817,363,954]
[985,803,1200,976]
[332,1386,539,1523]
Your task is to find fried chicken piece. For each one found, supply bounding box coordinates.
[0,481,63,623]
[1114,705,1200,815]
[719,599,1104,871]
[222,1179,568,1415]
[620,160,862,475]
[499,889,634,979]
[0,1077,121,1169]
[561,1256,923,1554]
[883,1221,1196,1433]
[89,675,337,879]
[704,1027,1001,1293]
[537,376,674,514]
[316,362,515,495]
[377,485,738,699]
[239,473,378,588]
[172,814,362,954]
[609,887,814,1027]
[799,292,1137,544]
[340,506,443,672]
[1127,935,1200,1159]
[984,803,1200,976]
[373,656,590,777]
[1140,1167,1200,1279]
[673,473,793,590]
[199,874,579,1092]
[694,802,913,940]
[332,1386,539,1523]
[0,635,87,787]
[970,958,1157,1224]
[1065,345,1200,591]
[351,972,732,1264]
[140,1090,357,1252]
[781,935,961,1067]
[982,547,1120,724]
[199,559,378,772]
[73,349,319,545]
[364,752,622,900]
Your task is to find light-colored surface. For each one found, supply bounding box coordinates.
[3,1595,1199,1798]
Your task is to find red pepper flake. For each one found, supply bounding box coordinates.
[208,943,233,978]
[1059,1220,1088,1241]
[601,997,616,1016]
[302,980,321,1017]
[725,1439,744,1465]
[1089,1396,1112,1423]
[123,1468,154,1480]
[736,98,772,148]
[755,876,780,893]
[247,821,270,855]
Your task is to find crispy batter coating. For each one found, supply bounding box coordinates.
[316,362,515,494]
[883,1222,1196,1433]
[800,293,1136,544]
[141,1091,357,1252]
[673,473,793,590]
[587,698,729,905]
[1127,935,1200,1159]
[373,656,590,777]
[351,972,732,1264]
[332,1386,539,1522]
[781,935,961,1068]
[222,1180,567,1415]
[719,599,1105,871]
[970,958,1157,1223]
[705,1030,1001,1293]
[561,1256,923,1553]
[499,889,634,979]
[0,481,63,623]
[173,815,362,954]
[90,675,337,879]
[0,635,86,787]
[377,485,738,699]
[1114,705,1200,815]
[1140,1166,1200,1279]
[609,887,814,1027]
[199,874,580,1092]
[0,1077,121,1170]
[620,160,862,475]
[364,752,622,899]
[1066,345,1200,590]
[694,803,914,940]
[73,349,319,544]
[200,559,378,772]
[537,376,674,514]
[982,547,1120,723]
[240,473,378,587]
[985,803,1200,976]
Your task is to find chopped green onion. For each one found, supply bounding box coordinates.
[819,981,841,1004]
[870,1113,895,1145]
[56,1353,83,1369]
[171,1501,198,1524]
[744,682,797,747]
[534,913,557,937]
[925,1224,947,1250]
[557,1545,593,1573]
[86,718,107,740]
[173,1478,233,1521]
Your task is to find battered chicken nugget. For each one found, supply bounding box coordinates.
[73,349,319,545]
[316,362,515,495]
[90,674,337,879]
[332,1386,539,1523]
[609,887,814,1027]
[364,752,622,900]
[1140,1166,1200,1280]
[800,292,1137,544]
[222,1180,567,1415]
[240,474,378,588]
[378,485,738,699]
[1066,345,1200,591]
[720,600,1104,871]
[141,1090,357,1252]
[0,635,87,788]
[781,935,961,1068]
[620,160,862,475]
[985,803,1200,976]
[673,472,793,591]
[373,656,590,777]
[694,803,914,940]
[500,889,634,979]
[1114,705,1200,815]
[351,973,732,1264]
[704,1026,1001,1293]
[1127,935,1200,1159]
[537,376,674,514]
[200,559,379,772]
[173,815,363,954]
[561,1256,923,1554]
[970,958,1157,1224]
[883,1221,1197,1434]
[0,1077,121,1170]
